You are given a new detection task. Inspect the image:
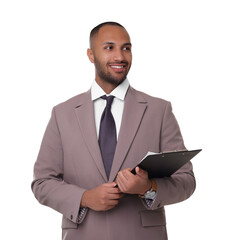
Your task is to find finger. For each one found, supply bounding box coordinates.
[135,166,144,174]
[107,186,122,194]
[135,167,148,177]
[103,182,117,188]
[117,170,129,181]
[110,193,124,200]
[116,175,127,192]
[120,169,134,179]
[118,168,132,178]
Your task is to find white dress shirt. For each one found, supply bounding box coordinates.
[91,78,130,139]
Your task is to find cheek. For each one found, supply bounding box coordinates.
[124,53,132,64]
[96,54,110,65]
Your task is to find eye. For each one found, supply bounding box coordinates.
[105,46,113,50]
[123,46,131,51]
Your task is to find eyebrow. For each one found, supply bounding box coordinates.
[103,42,132,46]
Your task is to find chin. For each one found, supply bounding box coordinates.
[105,77,126,86]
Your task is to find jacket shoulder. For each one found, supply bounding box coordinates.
[53,90,90,112]
[130,87,170,107]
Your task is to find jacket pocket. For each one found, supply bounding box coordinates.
[61,216,78,229]
[140,208,166,227]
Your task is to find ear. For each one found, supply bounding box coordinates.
[87,48,94,63]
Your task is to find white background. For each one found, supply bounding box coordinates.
[1,0,231,239]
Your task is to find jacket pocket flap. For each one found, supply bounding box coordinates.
[140,209,166,227]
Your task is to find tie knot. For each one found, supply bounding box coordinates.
[101,95,115,109]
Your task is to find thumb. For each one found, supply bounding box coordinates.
[135,167,148,177]
[135,167,143,175]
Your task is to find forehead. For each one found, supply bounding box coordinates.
[94,25,131,46]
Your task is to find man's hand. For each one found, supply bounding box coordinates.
[81,182,123,211]
[116,167,152,195]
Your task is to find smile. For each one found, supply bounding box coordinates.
[109,63,128,73]
[111,65,124,69]
[109,65,127,73]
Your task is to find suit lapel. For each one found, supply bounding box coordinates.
[74,90,107,182]
[109,87,147,182]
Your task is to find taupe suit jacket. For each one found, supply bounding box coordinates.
[32,86,195,240]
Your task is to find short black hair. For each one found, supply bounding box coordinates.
[89,21,126,48]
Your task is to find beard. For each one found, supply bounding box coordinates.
[94,56,130,86]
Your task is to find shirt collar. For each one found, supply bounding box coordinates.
[91,78,130,101]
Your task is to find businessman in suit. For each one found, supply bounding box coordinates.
[32,22,196,240]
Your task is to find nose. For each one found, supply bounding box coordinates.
[113,49,124,62]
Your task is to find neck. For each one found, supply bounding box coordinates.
[95,78,119,94]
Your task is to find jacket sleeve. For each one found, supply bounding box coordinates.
[148,101,196,210]
[31,107,87,224]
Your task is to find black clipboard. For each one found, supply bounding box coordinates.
[131,149,202,178]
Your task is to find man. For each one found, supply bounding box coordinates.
[32,22,196,240]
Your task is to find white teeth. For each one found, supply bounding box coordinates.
[111,66,123,69]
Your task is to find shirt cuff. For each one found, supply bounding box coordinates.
[143,192,157,208]
[77,207,87,223]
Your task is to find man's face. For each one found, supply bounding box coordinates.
[88,25,132,87]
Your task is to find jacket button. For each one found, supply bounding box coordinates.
[70,215,73,220]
